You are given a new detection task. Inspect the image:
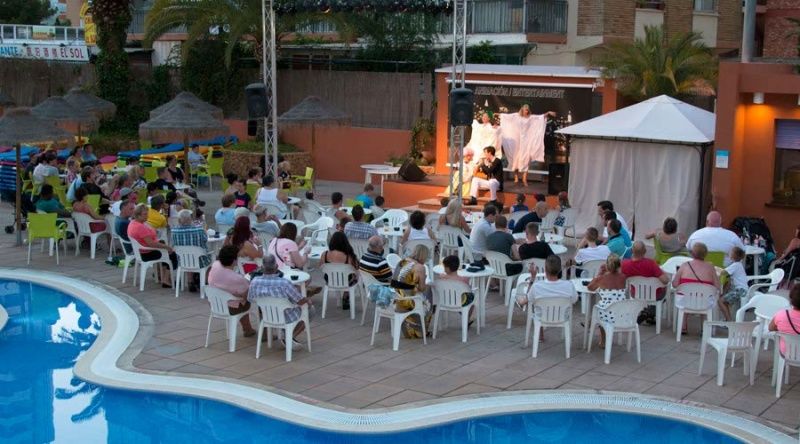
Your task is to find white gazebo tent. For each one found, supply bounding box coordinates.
[556,95,715,240]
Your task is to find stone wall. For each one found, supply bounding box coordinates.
[665,0,694,40]
[763,0,800,58]
[222,149,312,179]
[717,0,743,51]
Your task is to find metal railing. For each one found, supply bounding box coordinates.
[438,0,567,34]
[0,24,85,44]
[527,0,568,34]
[694,0,717,12]
[636,0,665,9]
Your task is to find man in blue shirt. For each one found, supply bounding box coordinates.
[606,219,631,259]
[354,183,376,209]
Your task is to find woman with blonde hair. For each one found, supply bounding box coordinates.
[587,254,627,347]
[439,199,470,232]
[391,244,431,339]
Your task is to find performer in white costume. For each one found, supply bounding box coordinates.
[499,105,556,186]
[464,112,502,159]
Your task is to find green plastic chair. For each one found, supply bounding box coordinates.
[246,183,259,202]
[27,213,66,264]
[705,251,726,268]
[116,159,127,169]
[143,166,158,183]
[44,175,62,188]
[137,191,148,204]
[346,198,360,208]
[53,185,72,211]
[653,236,688,265]
[140,139,153,149]
[291,167,314,195]
[206,151,224,191]
[87,194,101,213]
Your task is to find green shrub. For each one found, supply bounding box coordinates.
[227,141,299,153]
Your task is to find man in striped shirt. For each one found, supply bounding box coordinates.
[171,209,213,292]
[344,205,377,240]
[359,236,393,283]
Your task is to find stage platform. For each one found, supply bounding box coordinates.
[382,174,553,212]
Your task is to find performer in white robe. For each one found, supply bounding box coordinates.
[499,105,556,186]
[446,148,479,197]
[464,112,502,159]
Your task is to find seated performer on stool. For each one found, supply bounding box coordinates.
[468,146,503,206]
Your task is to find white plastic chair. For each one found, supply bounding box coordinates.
[174,246,211,298]
[386,253,401,271]
[349,238,370,260]
[674,283,718,342]
[106,214,121,260]
[203,287,250,353]
[370,290,427,351]
[432,279,478,342]
[508,211,528,228]
[129,238,174,291]
[527,297,573,358]
[118,238,137,284]
[588,297,645,364]
[742,269,784,307]
[627,277,668,334]
[539,211,558,234]
[216,223,232,236]
[774,333,800,398]
[255,297,311,362]
[262,202,289,220]
[72,212,109,259]
[485,251,523,308]
[661,256,693,275]
[572,259,604,314]
[507,271,545,329]
[321,263,360,319]
[371,209,408,229]
[554,208,577,240]
[255,230,275,253]
[437,225,469,262]
[698,320,757,386]
[735,293,790,367]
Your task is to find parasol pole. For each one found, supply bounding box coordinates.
[15,142,22,246]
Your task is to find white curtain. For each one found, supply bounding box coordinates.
[568,138,701,240]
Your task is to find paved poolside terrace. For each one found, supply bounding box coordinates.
[2,180,798,436]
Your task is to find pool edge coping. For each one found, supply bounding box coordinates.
[0,301,7,332]
[3,269,795,443]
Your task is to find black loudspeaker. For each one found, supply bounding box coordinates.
[548,163,569,196]
[245,83,267,119]
[247,120,257,137]
[398,158,427,182]
[449,87,474,126]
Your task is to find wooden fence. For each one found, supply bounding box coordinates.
[0,59,95,107]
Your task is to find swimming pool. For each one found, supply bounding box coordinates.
[0,274,791,443]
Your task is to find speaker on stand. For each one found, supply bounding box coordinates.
[398,158,427,182]
[449,88,474,126]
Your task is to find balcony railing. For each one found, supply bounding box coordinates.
[694,0,717,12]
[527,0,568,34]
[0,24,85,44]
[636,0,665,10]
[439,0,567,34]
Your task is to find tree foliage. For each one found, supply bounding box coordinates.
[0,0,55,25]
[92,0,135,131]
[592,25,717,101]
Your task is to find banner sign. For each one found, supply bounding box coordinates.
[31,26,57,41]
[0,44,90,62]
[80,1,96,46]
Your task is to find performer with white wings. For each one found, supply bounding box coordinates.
[499,105,556,186]
[463,111,502,159]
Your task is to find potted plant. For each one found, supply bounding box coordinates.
[410,117,435,163]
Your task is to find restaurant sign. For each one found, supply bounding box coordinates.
[0,44,90,62]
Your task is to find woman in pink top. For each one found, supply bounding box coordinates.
[267,222,308,269]
[770,286,800,356]
[207,245,256,336]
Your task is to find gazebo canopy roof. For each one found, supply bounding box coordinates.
[0,91,15,106]
[278,96,351,125]
[150,91,224,120]
[0,108,73,145]
[64,87,116,119]
[32,96,99,128]
[140,101,229,136]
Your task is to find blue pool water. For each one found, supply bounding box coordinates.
[0,280,742,444]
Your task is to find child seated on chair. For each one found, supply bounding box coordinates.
[719,246,748,321]
[278,160,292,189]
[511,193,528,213]
[438,255,476,321]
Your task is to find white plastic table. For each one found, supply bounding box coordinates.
[379,226,404,252]
[369,167,401,194]
[745,245,766,273]
[206,234,225,252]
[341,206,373,215]
[361,164,394,184]
[513,232,564,244]
[280,267,311,298]
[287,196,301,205]
[572,278,598,348]
[433,264,495,328]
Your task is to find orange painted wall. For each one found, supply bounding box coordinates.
[433,72,619,176]
[713,61,800,250]
[224,119,254,142]
[279,125,410,183]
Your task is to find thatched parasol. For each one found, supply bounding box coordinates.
[63,87,117,120]
[279,96,351,160]
[0,108,72,245]
[149,91,224,121]
[139,101,229,179]
[32,96,99,136]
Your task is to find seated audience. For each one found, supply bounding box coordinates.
[598,200,628,237]
[35,184,71,218]
[231,176,252,209]
[686,211,744,265]
[605,219,631,259]
[128,203,178,287]
[437,255,476,320]
[516,222,555,261]
[344,205,378,240]
[512,201,549,234]
[391,244,431,339]
[267,222,309,269]
[587,254,627,347]
[719,246,748,321]
[354,183,376,208]
[371,196,386,218]
[469,204,497,260]
[646,217,686,253]
[32,151,59,185]
[518,255,577,308]
[215,194,237,228]
[147,195,168,229]
[769,286,800,356]
[248,254,310,348]
[439,199,471,233]
[255,175,291,219]
[327,192,346,220]
[401,210,435,245]
[672,242,720,334]
[486,215,522,275]
[246,167,263,186]
[115,200,135,254]
[223,216,262,273]
[511,193,528,213]
[572,227,611,265]
[72,188,107,232]
[171,209,214,291]
[359,235,392,283]
[252,205,281,237]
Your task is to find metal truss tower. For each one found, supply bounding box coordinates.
[449,0,468,201]
[262,0,279,178]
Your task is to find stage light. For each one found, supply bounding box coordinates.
[752,92,764,104]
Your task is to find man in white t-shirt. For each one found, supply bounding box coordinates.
[574,227,611,265]
[469,205,497,260]
[686,211,744,265]
[598,200,628,238]
[524,255,578,306]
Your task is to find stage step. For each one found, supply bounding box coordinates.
[418,197,486,212]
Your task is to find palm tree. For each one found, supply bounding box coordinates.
[143,0,355,67]
[593,25,717,101]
